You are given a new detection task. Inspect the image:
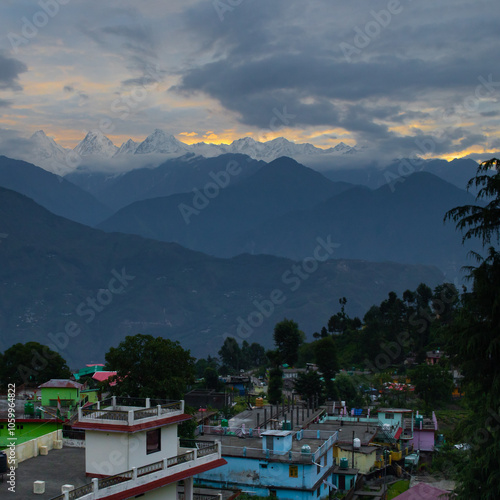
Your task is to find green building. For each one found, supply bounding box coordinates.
[38,379,83,408]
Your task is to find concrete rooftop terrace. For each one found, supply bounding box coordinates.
[196,431,337,464]
[307,421,378,446]
[0,446,86,499]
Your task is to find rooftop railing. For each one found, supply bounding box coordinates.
[78,397,183,424]
[50,442,219,500]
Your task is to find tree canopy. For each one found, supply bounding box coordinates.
[0,342,71,387]
[273,318,304,366]
[445,158,500,245]
[105,334,195,399]
[443,159,500,499]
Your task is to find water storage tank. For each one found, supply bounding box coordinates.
[24,401,34,416]
[353,438,361,449]
[255,397,264,407]
[0,451,7,473]
[301,444,311,455]
[341,401,346,407]
[339,457,349,469]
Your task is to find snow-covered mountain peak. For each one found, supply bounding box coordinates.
[114,139,139,156]
[134,129,188,155]
[74,130,118,158]
[332,142,354,153]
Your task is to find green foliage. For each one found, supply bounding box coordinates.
[0,342,71,387]
[104,334,195,399]
[178,405,198,439]
[332,372,360,407]
[386,480,410,499]
[195,355,219,379]
[273,318,304,366]
[410,363,453,409]
[314,337,339,398]
[442,159,500,499]
[218,338,267,374]
[267,367,283,404]
[445,158,500,245]
[293,370,325,403]
[218,337,242,373]
[203,367,220,391]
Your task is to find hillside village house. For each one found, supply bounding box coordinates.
[63,396,226,500]
[39,379,83,409]
[195,428,346,499]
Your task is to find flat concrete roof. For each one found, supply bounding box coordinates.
[261,430,293,437]
[228,405,324,430]
[197,432,335,464]
[307,422,378,446]
[0,446,87,498]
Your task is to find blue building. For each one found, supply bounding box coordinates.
[195,428,356,499]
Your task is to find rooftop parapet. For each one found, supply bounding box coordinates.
[77,396,184,427]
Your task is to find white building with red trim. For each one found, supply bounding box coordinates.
[51,396,226,500]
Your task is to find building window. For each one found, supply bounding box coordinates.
[269,490,277,497]
[260,463,268,469]
[289,465,298,478]
[385,413,394,419]
[146,428,161,454]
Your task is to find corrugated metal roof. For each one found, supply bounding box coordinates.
[92,371,117,384]
[38,379,83,389]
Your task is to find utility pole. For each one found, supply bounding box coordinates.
[352,431,355,469]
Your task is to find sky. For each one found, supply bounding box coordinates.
[1,0,500,161]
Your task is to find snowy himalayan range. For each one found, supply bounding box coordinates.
[18,129,359,175]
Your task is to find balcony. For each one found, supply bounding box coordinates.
[50,441,222,500]
[77,396,184,427]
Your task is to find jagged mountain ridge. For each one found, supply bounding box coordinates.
[0,185,444,366]
[98,159,481,278]
[13,128,358,173]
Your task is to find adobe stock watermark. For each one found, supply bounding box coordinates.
[213,0,245,22]
[8,0,71,54]
[108,64,165,123]
[178,159,243,224]
[15,268,135,384]
[230,236,340,341]
[47,268,135,354]
[364,283,459,373]
[177,104,295,225]
[340,0,407,63]
[385,73,500,192]
[55,62,165,173]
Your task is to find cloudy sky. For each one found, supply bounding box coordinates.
[1,0,499,160]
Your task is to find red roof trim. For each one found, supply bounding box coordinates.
[0,418,58,424]
[101,458,227,500]
[394,427,403,440]
[73,413,192,433]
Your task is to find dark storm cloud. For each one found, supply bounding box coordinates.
[173,52,486,128]
[0,53,27,90]
[480,111,500,118]
[170,0,500,157]
[0,99,11,107]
